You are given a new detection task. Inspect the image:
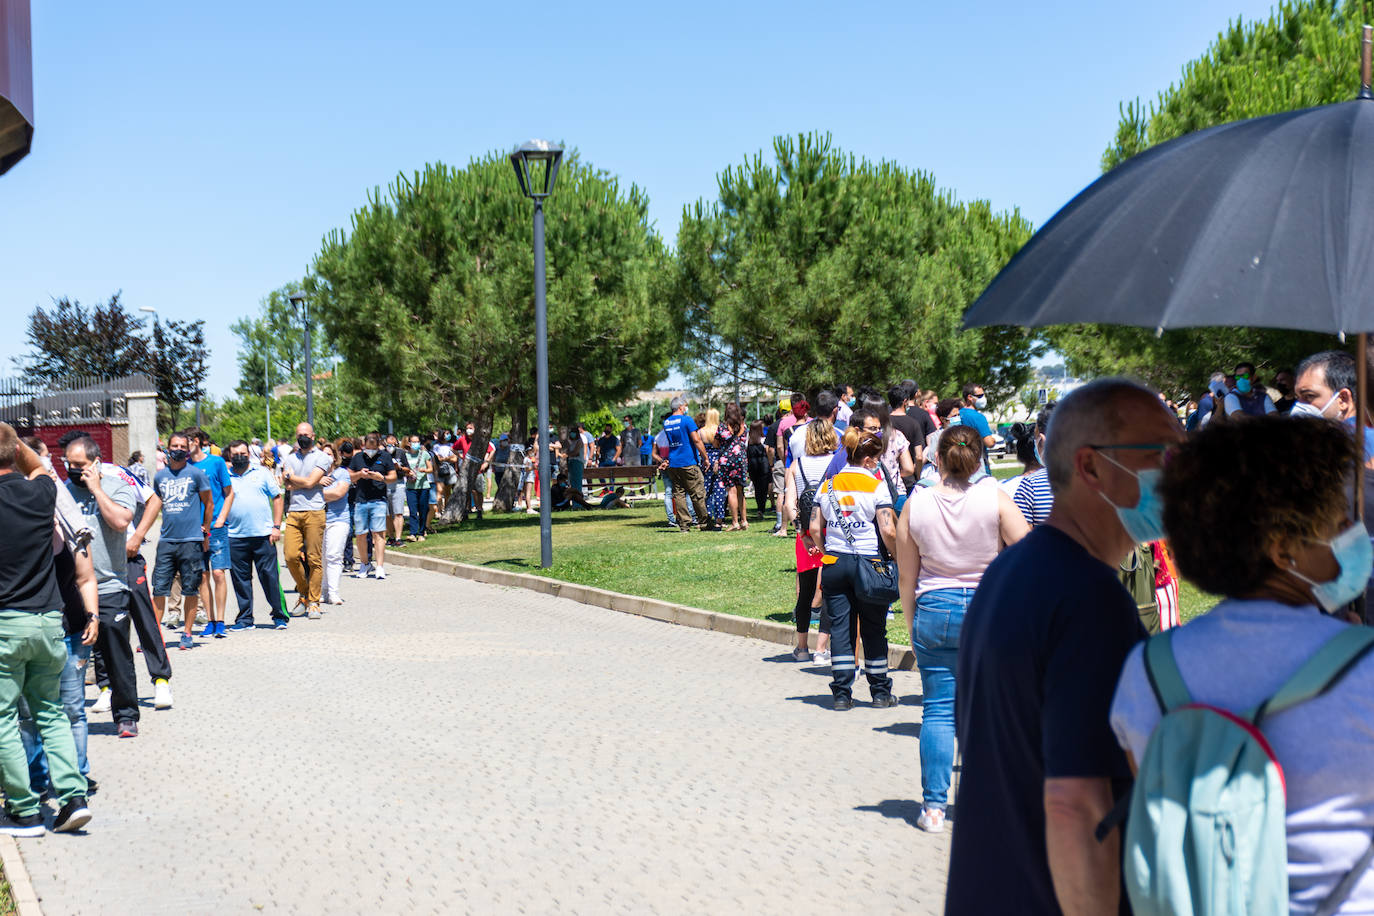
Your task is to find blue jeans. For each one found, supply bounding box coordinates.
[353,499,387,533]
[569,458,585,494]
[406,487,430,537]
[913,587,972,810]
[20,634,91,792]
[661,474,698,526]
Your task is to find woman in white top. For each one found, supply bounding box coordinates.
[808,427,898,710]
[787,419,841,664]
[896,424,1029,833]
[1111,416,1374,913]
[320,440,353,607]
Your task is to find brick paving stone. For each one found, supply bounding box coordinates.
[18,564,949,914]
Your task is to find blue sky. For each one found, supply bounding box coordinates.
[1,0,1283,397]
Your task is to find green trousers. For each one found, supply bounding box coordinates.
[0,611,85,814]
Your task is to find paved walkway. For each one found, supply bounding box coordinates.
[18,565,947,914]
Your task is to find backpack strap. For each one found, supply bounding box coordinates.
[1252,626,1374,726]
[1143,630,1192,713]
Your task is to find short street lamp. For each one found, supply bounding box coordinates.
[509,139,564,569]
[288,290,313,427]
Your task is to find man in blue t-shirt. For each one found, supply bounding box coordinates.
[958,382,997,474]
[946,379,1180,914]
[189,429,234,638]
[144,432,213,651]
[657,396,716,532]
[225,440,287,630]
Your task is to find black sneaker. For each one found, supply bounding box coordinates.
[84,776,98,797]
[871,694,900,709]
[0,810,44,837]
[833,694,854,711]
[117,719,139,738]
[52,797,91,833]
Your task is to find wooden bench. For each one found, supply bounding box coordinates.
[581,464,657,499]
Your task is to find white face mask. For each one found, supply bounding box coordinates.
[974,395,988,410]
[1289,391,1340,420]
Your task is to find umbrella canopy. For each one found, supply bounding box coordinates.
[0,0,32,176]
[962,96,1374,337]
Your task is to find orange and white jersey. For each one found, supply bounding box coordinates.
[818,466,892,559]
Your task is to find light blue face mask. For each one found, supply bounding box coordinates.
[1033,436,1046,469]
[947,416,963,427]
[1235,377,1253,394]
[1096,451,1166,545]
[1288,524,1374,613]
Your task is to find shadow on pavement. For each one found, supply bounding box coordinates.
[855,799,923,828]
[875,721,921,739]
[785,694,837,709]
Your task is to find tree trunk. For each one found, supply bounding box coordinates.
[509,405,528,445]
[491,463,521,512]
[436,415,492,526]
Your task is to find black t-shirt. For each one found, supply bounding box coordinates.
[888,412,926,463]
[0,474,63,613]
[348,451,396,503]
[596,434,618,462]
[946,524,1143,915]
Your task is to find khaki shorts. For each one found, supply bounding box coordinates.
[771,460,786,495]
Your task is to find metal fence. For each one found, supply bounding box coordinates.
[0,373,155,428]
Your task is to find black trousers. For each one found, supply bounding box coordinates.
[94,555,173,689]
[794,567,821,633]
[95,591,139,723]
[822,553,893,698]
[750,472,771,516]
[229,536,287,626]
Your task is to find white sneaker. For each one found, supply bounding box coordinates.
[373,566,386,580]
[194,610,208,625]
[813,650,832,666]
[307,606,322,620]
[153,679,173,710]
[353,563,373,579]
[917,807,945,833]
[91,688,112,714]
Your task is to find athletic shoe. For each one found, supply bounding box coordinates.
[792,647,813,662]
[0,810,44,837]
[178,635,194,651]
[813,650,832,666]
[353,563,373,579]
[213,621,227,638]
[52,797,92,834]
[373,566,386,580]
[307,606,322,620]
[116,719,139,738]
[917,807,945,833]
[199,622,217,638]
[153,679,173,710]
[228,621,253,632]
[194,610,208,625]
[289,599,308,617]
[91,688,112,715]
[832,695,853,711]
[273,620,288,630]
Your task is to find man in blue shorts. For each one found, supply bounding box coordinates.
[348,433,396,580]
[144,432,213,651]
[189,429,234,638]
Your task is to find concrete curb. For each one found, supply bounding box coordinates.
[0,835,42,916]
[386,551,917,670]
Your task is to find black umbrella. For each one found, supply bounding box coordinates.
[0,0,33,177]
[962,93,1374,337]
[963,27,1374,521]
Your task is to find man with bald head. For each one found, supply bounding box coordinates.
[280,422,332,618]
[946,378,1184,915]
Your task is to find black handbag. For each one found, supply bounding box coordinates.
[825,486,900,606]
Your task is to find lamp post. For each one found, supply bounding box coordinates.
[288,290,313,427]
[510,139,564,569]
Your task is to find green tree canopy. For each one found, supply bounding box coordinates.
[310,151,679,521]
[675,132,1040,402]
[1053,0,1360,393]
[230,284,335,398]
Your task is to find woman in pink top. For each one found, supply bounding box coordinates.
[894,424,1030,834]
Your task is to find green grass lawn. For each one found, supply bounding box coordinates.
[397,500,1218,641]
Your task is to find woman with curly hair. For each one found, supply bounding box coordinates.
[1110,415,1374,912]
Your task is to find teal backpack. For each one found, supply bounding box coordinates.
[1123,625,1374,916]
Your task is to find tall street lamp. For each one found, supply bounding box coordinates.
[510,139,563,569]
[288,290,313,427]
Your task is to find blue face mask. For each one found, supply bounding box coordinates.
[1096,451,1166,545]
[1235,377,1253,394]
[1288,524,1374,613]
[946,416,963,427]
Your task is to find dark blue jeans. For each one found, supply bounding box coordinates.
[229,536,288,626]
[821,553,893,699]
[913,587,971,810]
[406,487,430,537]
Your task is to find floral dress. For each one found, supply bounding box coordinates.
[704,437,727,521]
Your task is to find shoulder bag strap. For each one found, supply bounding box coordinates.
[796,458,809,491]
[1143,630,1191,712]
[825,485,859,551]
[1254,625,1374,725]
[876,462,900,504]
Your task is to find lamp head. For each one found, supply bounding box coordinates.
[509,139,564,200]
[288,290,306,307]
